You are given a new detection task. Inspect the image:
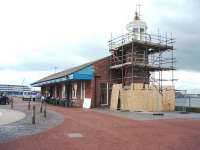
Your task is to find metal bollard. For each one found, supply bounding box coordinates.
[44,102,47,118]
[11,97,13,109]
[40,102,43,113]
[32,105,36,124]
[28,100,31,111]
[189,96,191,108]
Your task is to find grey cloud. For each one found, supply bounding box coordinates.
[77,40,109,59]
[3,58,82,71]
[1,0,200,73]
[0,41,107,71]
[151,0,200,71]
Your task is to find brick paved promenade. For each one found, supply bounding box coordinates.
[0,99,200,150]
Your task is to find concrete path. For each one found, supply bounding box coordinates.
[0,100,200,150]
[0,99,64,143]
[0,109,26,125]
[93,108,200,120]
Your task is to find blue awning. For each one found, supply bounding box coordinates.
[32,65,93,87]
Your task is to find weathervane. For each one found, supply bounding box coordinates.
[136,4,142,17]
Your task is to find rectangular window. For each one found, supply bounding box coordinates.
[140,28,144,32]
[133,28,139,32]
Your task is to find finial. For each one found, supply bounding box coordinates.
[134,11,140,20]
[134,4,142,20]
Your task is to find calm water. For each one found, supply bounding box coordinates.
[176,98,200,108]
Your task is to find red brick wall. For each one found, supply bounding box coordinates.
[41,57,109,108]
[85,80,92,98]
[91,57,110,108]
[57,84,62,99]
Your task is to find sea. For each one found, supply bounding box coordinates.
[176,98,200,108]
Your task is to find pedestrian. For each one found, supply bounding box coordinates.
[41,95,46,103]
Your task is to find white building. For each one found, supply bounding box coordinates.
[0,84,31,96]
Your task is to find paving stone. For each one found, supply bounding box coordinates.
[1,99,200,150]
[67,133,83,138]
[0,101,64,143]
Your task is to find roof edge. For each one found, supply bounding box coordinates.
[31,56,110,86]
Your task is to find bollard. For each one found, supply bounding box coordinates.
[40,102,43,113]
[189,96,191,108]
[44,102,47,118]
[32,105,36,124]
[11,97,13,109]
[28,100,31,111]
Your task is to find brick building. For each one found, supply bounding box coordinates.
[31,11,175,111]
[31,57,110,108]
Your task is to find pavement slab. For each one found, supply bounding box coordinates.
[0,99,200,150]
[92,108,200,120]
[0,99,64,143]
[0,109,26,125]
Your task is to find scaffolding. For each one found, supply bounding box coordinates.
[108,31,175,92]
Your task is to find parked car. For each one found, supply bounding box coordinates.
[0,95,9,105]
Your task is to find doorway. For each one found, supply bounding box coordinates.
[65,83,71,100]
[100,83,108,105]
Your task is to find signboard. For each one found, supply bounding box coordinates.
[83,98,91,109]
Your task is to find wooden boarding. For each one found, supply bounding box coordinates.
[161,86,175,111]
[133,83,144,90]
[110,84,122,110]
[119,84,175,112]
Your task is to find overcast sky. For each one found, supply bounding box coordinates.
[0,0,199,92]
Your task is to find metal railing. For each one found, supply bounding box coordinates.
[108,31,175,51]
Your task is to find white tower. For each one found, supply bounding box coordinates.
[126,11,147,41]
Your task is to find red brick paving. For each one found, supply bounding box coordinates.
[1,103,200,150]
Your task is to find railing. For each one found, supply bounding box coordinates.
[176,97,200,108]
[108,31,175,51]
[148,55,176,69]
[110,52,145,67]
[110,52,175,70]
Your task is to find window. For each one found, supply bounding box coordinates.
[133,28,139,33]
[140,28,144,33]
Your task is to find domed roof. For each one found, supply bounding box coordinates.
[126,12,147,33]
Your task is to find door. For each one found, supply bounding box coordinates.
[100,83,108,105]
[65,84,71,99]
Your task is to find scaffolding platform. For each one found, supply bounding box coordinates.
[109,31,175,91]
